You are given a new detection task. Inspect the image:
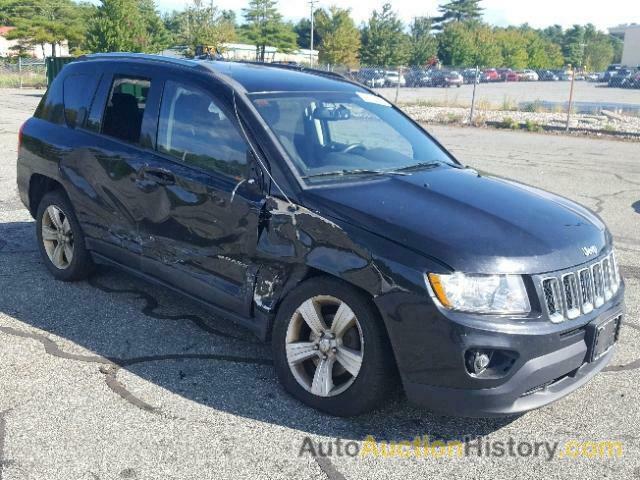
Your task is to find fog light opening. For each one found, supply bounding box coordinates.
[465,349,519,378]
[466,349,492,376]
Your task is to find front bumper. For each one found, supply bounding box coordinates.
[375,283,625,418]
[403,337,615,417]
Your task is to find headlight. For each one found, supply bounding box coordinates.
[427,272,530,314]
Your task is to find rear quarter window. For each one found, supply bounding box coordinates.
[62,73,100,129]
[34,77,64,125]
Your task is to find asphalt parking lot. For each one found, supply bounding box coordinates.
[0,88,639,479]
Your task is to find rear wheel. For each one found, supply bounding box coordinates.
[36,190,94,281]
[272,277,397,416]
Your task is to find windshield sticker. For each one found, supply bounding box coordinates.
[356,92,391,107]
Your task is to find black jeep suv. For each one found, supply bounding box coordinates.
[17,54,624,417]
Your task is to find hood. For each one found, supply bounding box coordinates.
[303,166,610,275]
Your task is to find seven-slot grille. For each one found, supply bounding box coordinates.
[541,252,620,323]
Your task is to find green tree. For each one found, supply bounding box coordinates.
[177,0,236,57]
[562,24,586,67]
[433,0,483,30]
[293,14,322,50]
[611,36,623,63]
[495,28,529,68]
[138,0,172,52]
[542,41,564,68]
[437,21,476,66]
[408,17,438,66]
[582,24,615,71]
[315,7,360,67]
[471,23,502,67]
[540,24,563,45]
[241,0,297,61]
[87,0,169,53]
[359,3,409,66]
[3,0,88,56]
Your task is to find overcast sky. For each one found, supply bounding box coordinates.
[154,0,638,31]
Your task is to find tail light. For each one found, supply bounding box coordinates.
[18,121,25,149]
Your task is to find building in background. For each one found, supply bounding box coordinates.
[609,24,640,67]
[220,43,318,65]
[160,44,318,65]
[0,26,69,58]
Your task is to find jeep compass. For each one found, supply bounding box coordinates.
[16,54,624,417]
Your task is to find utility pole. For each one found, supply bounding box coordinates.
[566,64,576,131]
[309,0,317,67]
[469,65,479,124]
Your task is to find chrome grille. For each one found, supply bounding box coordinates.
[578,268,594,314]
[602,257,612,300]
[592,262,604,307]
[541,252,620,323]
[542,278,564,323]
[562,273,580,319]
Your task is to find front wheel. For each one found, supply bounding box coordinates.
[272,277,397,416]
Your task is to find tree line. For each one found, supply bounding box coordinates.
[0,0,623,71]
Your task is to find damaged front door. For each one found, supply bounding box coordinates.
[136,78,264,315]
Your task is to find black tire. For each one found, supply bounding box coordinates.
[272,276,398,416]
[36,189,94,281]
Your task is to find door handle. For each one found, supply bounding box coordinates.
[138,166,175,186]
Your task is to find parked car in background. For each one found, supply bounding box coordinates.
[496,69,519,82]
[585,72,603,82]
[629,71,640,89]
[552,70,572,81]
[505,70,520,82]
[518,69,539,81]
[462,68,481,84]
[357,68,385,88]
[496,68,511,81]
[384,70,406,87]
[405,68,433,87]
[537,70,559,81]
[482,68,500,82]
[431,70,463,87]
[608,68,635,87]
[602,64,622,82]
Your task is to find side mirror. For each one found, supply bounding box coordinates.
[247,150,267,194]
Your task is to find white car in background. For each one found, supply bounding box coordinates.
[518,69,540,81]
[384,70,406,87]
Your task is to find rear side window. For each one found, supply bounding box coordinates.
[34,77,64,124]
[63,73,100,129]
[102,76,150,144]
[157,80,248,178]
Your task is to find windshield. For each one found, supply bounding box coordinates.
[249,91,455,184]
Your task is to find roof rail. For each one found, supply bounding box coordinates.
[232,60,352,83]
[79,52,201,69]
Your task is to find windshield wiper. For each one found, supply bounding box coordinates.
[302,168,409,179]
[391,161,445,173]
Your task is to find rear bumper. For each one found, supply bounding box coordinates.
[16,161,31,212]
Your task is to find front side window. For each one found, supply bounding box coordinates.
[249,91,454,185]
[102,76,150,144]
[157,80,248,178]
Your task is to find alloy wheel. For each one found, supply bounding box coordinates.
[41,204,74,270]
[285,295,364,397]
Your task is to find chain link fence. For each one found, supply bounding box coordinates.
[0,57,46,88]
[1,53,638,137]
[324,64,640,137]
